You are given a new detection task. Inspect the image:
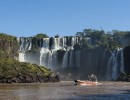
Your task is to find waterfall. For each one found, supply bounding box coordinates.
[106,53,112,80]
[17,36,127,80]
[63,38,67,48]
[28,40,32,50]
[40,48,49,66]
[19,52,25,62]
[106,48,123,80]
[19,38,32,51]
[69,51,74,68]
[48,51,53,68]
[106,51,119,80]
[120,49,124,73]
[62,51,69,68]
[75,51,80,68]
[111,51,118,80]
[62,50,81,68]
[18,36,80,68]
[53,38,58,50]
[42,38,49,49]
[47,50,58,69]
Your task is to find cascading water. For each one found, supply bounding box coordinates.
[19,52,25,62]
[62,51,69,68]
[61,50,81,69]
[18,36,126,81]
[75,51,80,68]
[106,48,124,80]
[120,49,124,73]
[69,51,74,68]
[18,37,80,68]
[18,38,32,62]
[40,48,50,66]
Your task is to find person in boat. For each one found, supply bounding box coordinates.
[74,74,97,85]
[88,74,97,82]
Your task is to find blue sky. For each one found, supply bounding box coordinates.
[0,0,130,37]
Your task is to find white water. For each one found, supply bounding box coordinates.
[106,48,124,80]
[40,48,50,66]
[19,52,25,62]
[18,36,126,81]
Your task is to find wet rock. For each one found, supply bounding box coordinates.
[117,73,130,82]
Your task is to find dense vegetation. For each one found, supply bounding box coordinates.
[0,58,56,83]
[75,29,130,51]
[0,33,59,83]
[21,30,130,52]
[0,33,18,58]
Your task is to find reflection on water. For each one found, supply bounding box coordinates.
[0,81,130,100]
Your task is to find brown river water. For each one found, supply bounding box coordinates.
[0,81,130,100]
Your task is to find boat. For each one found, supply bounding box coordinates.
[74,80,98,86]
[74,74,100,86]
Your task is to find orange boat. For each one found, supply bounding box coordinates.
[74,80,98,86]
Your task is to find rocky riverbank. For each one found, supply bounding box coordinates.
[0,58,59,83]
[117,72,130,82]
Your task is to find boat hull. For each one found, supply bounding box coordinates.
[74,80,98,86]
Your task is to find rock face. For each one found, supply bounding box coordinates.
[0,34,19,59]
[18,36,130,81]
[117,72,130,82]
[123,46,130,74]
[18,37,81,69]
[117,36,130,46]
[0,33,59,83]
[1,33,130,81]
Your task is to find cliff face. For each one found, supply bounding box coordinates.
[1,33,130,81]
[0,33,19,59]
[0,33,59,83]
[18,36,117,80]
[80,47,111,80]
[117,36,130,46]
[18,34,130,81]
[124,46,130,74]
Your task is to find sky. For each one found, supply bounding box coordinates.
[0,0,130,37]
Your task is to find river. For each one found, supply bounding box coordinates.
[0,81,130,100]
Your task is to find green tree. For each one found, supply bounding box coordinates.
[35,33,49,38]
